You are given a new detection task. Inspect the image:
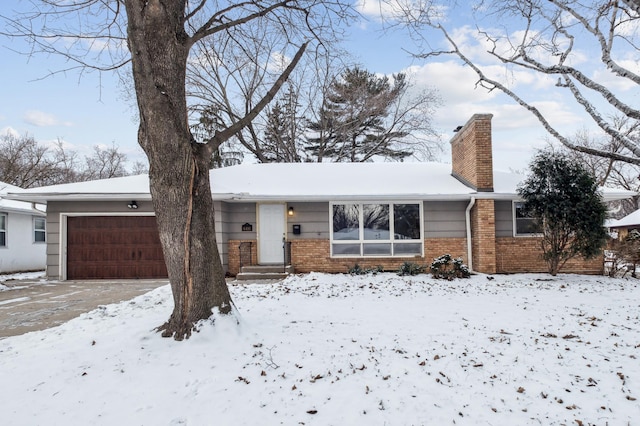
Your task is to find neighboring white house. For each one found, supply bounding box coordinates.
[0,181,47,274]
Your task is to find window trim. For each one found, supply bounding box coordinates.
[330,201,424,257]
[513,201,542,237]
[33,216,46,244]
[0,212,6,248]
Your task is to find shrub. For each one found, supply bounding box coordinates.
[372,265,384,274]
[606,230,640,278]
[348,264,384,275]
[397,261,425,276]
[518,150,608,276]
[430,254,471,280]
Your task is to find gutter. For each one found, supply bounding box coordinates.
[31,203,46,214]
[465,197,476,272]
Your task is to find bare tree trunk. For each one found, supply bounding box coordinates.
[126,0,232,339]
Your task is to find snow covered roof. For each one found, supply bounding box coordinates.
[4,162,636,203]
[0,181,46,215]
[608,209,640,228]
[212,162,476,201]
[5,175,153,203]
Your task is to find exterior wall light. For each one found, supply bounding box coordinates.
[127,201,138,209]
[288,206,294,216]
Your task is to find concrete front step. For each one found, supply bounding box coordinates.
[235,265,294,280]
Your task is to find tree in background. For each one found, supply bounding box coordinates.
[0,133,58,188]
[0,133,141,188]
[607,229,640,278]
[186,18,346,164]
[518,150,608,276]
[190,41,440,165]
[305,67,440,162]
[560,116,640,217]
[262,85,304,162]
[389,0,640,165]
[190,106,244,168]
[83,143,128,180]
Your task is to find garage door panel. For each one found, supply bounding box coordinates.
[67,216,168,280]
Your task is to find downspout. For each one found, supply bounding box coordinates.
[465,197,476,272]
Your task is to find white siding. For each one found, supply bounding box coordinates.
[0,211,46,273]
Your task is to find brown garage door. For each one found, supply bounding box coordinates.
[67,216,168,280]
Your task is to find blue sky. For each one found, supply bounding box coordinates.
[1,1,629,172]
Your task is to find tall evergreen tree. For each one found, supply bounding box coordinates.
[263,86,302,162]
[192,106,243,168]
[518,150,609,276]
[305,67,415,162]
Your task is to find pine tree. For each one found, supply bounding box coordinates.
[263,86,302,162]
[305,67,411,162]
[192,106,243,168]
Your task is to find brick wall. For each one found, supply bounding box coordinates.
[229,236,604,275]
[290,238,468,274]
[227,239,258,275]
[228,238,468,275]
[425,238,467,264]
[450,114,494,191]
[495,237,603,274]
[471,199,497,274]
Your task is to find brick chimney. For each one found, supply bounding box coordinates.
[450,114,494,192]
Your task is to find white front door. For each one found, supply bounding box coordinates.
[258,204,286,264]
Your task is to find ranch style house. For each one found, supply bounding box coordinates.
[6,114,635,280]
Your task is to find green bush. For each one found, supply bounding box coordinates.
[430,254,470,280]
[397,261,426,276]
[348,264,384,275]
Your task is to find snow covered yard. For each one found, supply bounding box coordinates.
[1,272,639,425]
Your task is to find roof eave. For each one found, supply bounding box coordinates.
[0,205,46,215]
[5,193,154,204]
[217,192,524,202]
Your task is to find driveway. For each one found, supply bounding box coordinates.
[0,279,168,338]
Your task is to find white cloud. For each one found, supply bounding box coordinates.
[356,0,402,19]
[614,15,640,38]
[22,110,72,127]
[403,60,556,109]
[356,0,447,22]
[0,126,20,138]
[266,51,291,74]
[592,61,640,94]
[446,24,589,81]
[405,61,496,104]
[395,57,586,170]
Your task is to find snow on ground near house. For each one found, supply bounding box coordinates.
[1,273,639,425]
[0,270,46,290]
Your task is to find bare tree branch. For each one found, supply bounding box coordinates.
[211,40,309,147]
[389,0,640,165]
[432,24,640,165]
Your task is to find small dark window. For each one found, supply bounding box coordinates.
[0,213,6,247]
[514,202,541,236]
[34,217,46,243]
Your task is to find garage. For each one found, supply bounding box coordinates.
[66,216,168,280]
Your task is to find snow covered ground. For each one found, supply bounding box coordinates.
[1,272,639,425]
[0,270,46,290]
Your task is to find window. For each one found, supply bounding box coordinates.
[331,202,422,256]
[34,217,46,243]
[514,202,541,236]
[0,213,6,247]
